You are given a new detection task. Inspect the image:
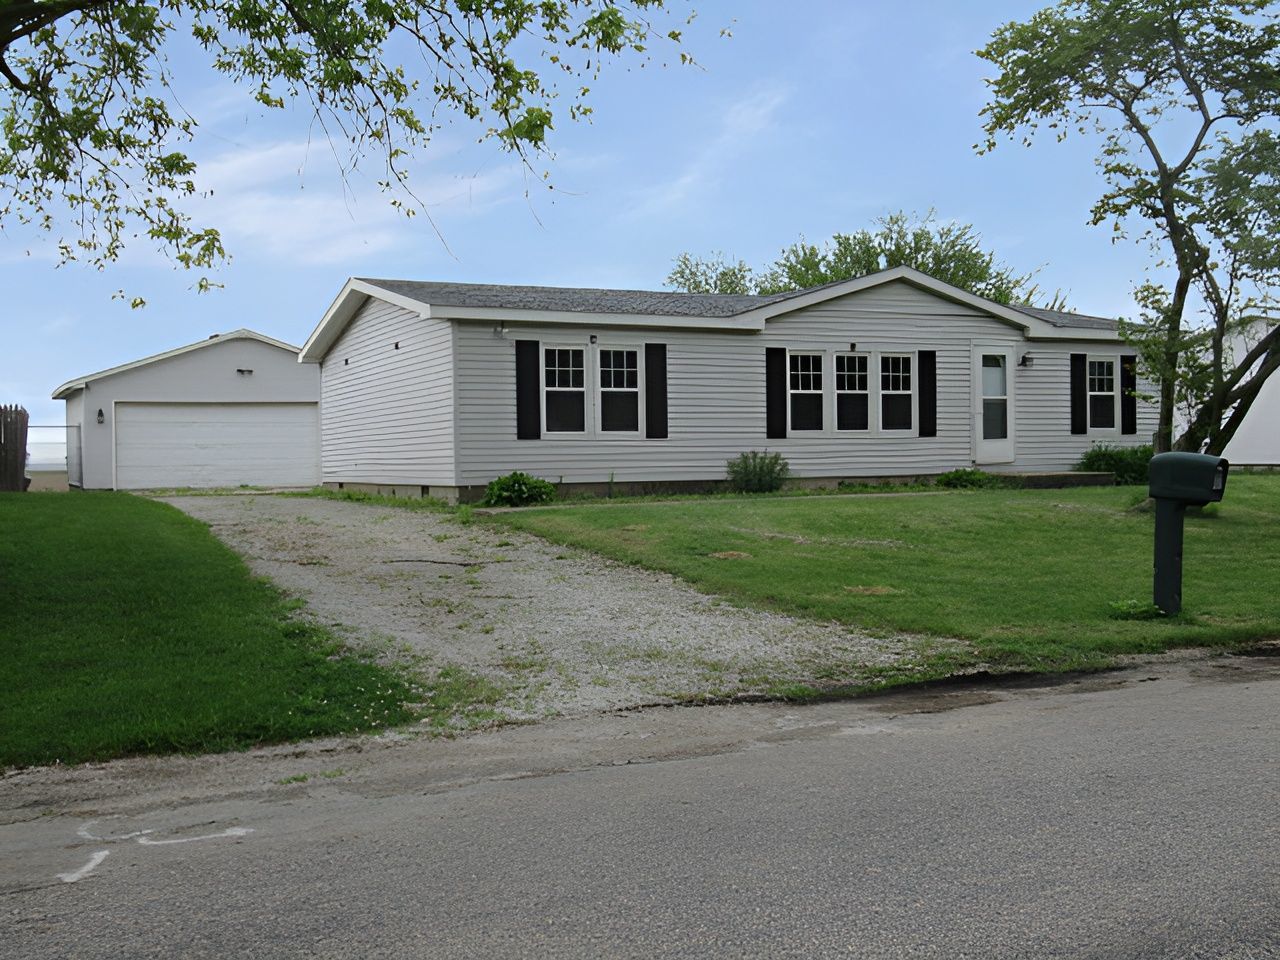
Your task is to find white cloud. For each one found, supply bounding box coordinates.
[625,84,792,221]
[190,138,524,266]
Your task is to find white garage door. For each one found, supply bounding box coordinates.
[114,403,320,489]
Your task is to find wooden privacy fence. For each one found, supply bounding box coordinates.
[1,405,30,492]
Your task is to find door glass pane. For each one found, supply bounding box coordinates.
[981,355,1006,397]
[983,399,1008,440]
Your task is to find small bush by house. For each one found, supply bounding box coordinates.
[483,471,558,507]
[726,451,790,493]
[1076,443,1154,485]
[935,468,1018,490]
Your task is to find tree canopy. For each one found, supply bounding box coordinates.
[666,211,1060,306]
[979,0,1280,454]
[0,1,688,292]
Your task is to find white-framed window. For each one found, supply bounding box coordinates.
[880,354,914,431]
[788,352,824,431]
[835,353,870,431]
[1088,357,1117,431]
[598,348,640,433]
[543,347,586,433]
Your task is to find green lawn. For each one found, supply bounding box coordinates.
[490,475,1280,677]
[0,492,419,768]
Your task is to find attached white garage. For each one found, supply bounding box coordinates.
[55,330,320,490]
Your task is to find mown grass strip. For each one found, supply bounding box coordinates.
[488,475,1280,675]
[0,492,421,768]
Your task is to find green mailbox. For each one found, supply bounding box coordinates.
[1148,452,1229,507]
[1148,452,1230,614]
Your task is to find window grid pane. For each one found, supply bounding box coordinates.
[835,354,868,393]
[881,355,912,393]
[789,353,823,392]
[600,349,638,391]
[545,348,585,389]
[1088,360,1114,394]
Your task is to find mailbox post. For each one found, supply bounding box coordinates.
[1147,452,1229,615]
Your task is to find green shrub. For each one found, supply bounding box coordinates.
[726,451,790,493]
[1076,443,1154,485]
[482,471,557,507]
[935,468,1017,490]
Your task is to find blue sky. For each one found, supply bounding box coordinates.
[3,0,1161,427]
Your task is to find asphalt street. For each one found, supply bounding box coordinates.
[3,652,1278,959]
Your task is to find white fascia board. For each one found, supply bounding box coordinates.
[433,305,763,332]
[51,329,302,399]
[299,278,433,362]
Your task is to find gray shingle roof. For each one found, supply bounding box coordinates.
[1009,304,1119,331]
[359,277,1121,330]
[359,278,792,319]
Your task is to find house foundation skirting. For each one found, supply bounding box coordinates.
[326,471,1115,505]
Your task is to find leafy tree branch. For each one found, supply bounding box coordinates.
[979,0,1280,455]
[0,1,690,297]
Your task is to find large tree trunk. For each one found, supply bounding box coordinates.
[1155,275,1192,453]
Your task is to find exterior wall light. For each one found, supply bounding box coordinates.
[1018,353,1034,368]
[96,408,104,424]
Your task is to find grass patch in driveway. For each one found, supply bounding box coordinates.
[0,492,423,768]
[488,476,1280,677]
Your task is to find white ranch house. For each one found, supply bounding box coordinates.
[299,266,1158,501]
[54,330,320,490]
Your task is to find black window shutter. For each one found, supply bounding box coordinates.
[766,348,787,439]
[1120,354,1138,435]
[644,343,668,439]
[1070,353,1087,435]
[918,350,937,438]
[515,340,541,440]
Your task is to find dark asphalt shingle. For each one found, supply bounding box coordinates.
[360,277,1120,330]
[1009,304,1119,331]
[358,278,792,319]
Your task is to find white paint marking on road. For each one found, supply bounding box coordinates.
[57,850,109,883]
[77,820,155,842]
[135,827,253,846]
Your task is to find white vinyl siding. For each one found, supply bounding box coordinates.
[1006,345,1157,472]
[328,279,1159,488]
[320,297,455,485]
[453,282,1009,484]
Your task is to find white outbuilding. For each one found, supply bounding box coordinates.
[54,329,320,490]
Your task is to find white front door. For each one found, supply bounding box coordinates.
[974,348,1015,464]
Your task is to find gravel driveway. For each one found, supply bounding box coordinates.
[164,494,948,723]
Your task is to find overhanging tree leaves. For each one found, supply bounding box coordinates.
[978,0,1280,455]
[0,1,687,294]
[666,210,1060,305]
